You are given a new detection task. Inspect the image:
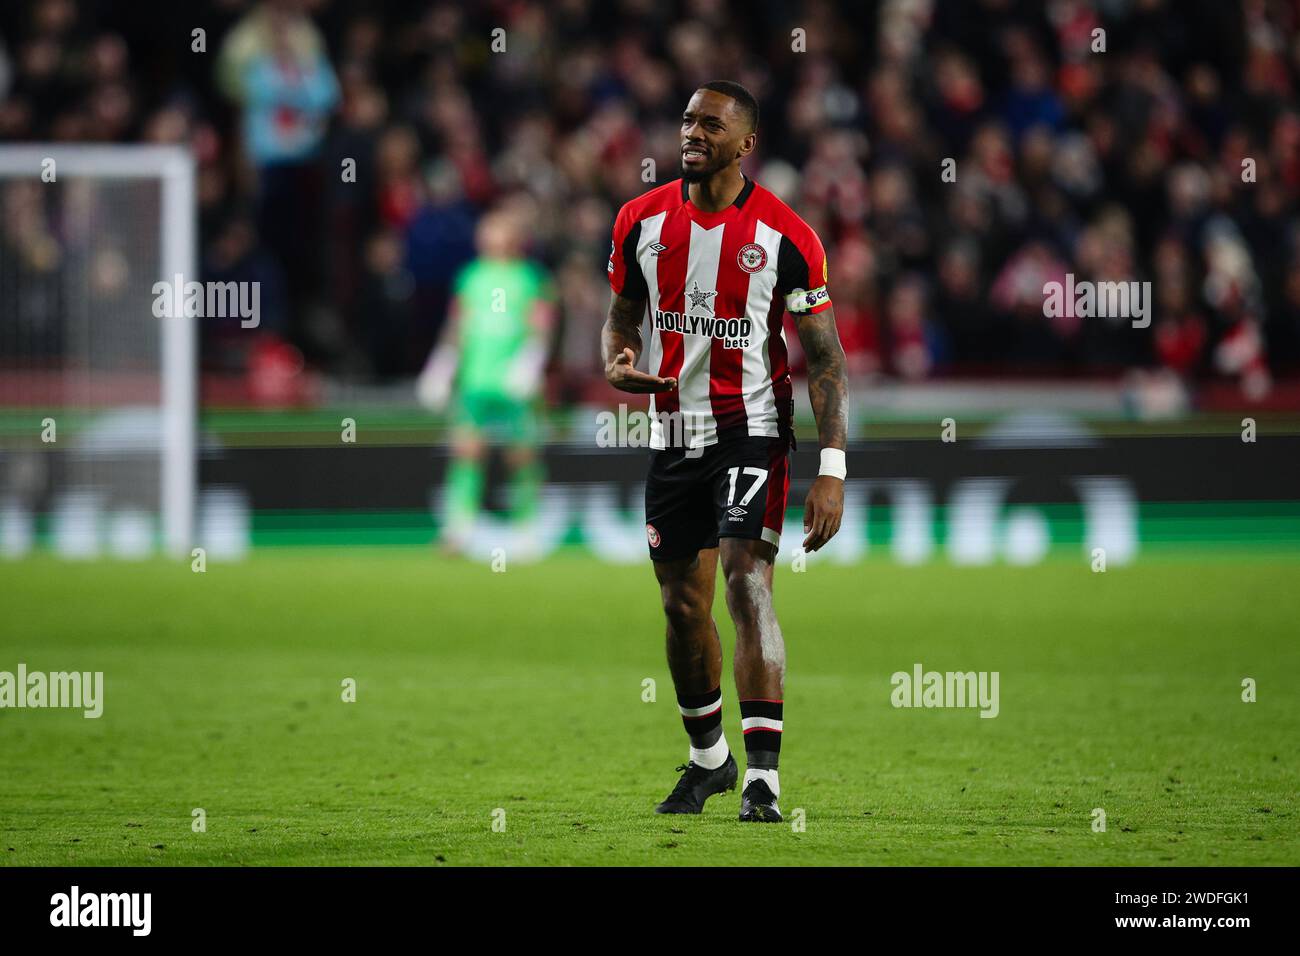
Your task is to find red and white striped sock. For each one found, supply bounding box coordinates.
[678,687,729,769]
[740,698,782,796]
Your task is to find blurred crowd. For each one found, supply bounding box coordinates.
[1,0,1299,402]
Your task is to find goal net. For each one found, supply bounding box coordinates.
[0,145,195,558]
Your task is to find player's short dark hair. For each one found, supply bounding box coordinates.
[697,80,758,133]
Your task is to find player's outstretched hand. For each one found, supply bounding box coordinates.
[802,474,844,552]
[606,347,678,393]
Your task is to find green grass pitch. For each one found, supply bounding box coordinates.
[1,550,1296,866]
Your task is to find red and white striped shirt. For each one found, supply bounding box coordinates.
[608,175,831,450]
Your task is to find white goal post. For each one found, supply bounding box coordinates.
[0,145,196,557]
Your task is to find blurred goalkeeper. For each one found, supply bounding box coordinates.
[417,209,557,555]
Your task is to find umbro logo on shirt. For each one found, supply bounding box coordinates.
[649,242,667,256]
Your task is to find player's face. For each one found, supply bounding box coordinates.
[680,90,752,182]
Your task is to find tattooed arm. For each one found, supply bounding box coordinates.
[795,304,849,551]
[602,291,677,393]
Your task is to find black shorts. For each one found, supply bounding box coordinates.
[644,435,791,561]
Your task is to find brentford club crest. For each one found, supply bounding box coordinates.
[737,243,767,274]
[646,524,661,548]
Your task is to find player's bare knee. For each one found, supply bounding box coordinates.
[661,597,695,631]
[661,587,710,634]
[504,445,535,468]
[453,433,486,459]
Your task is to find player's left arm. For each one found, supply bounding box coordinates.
[416,296,462,411]
[506,272,558,400]
[795,303,848,552]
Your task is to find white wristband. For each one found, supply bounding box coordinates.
[819,447,847,480]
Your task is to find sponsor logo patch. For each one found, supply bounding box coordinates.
[686,281,717,313]
[737,242,768,274]
[652,309,751,349]
[785,285,830,314]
